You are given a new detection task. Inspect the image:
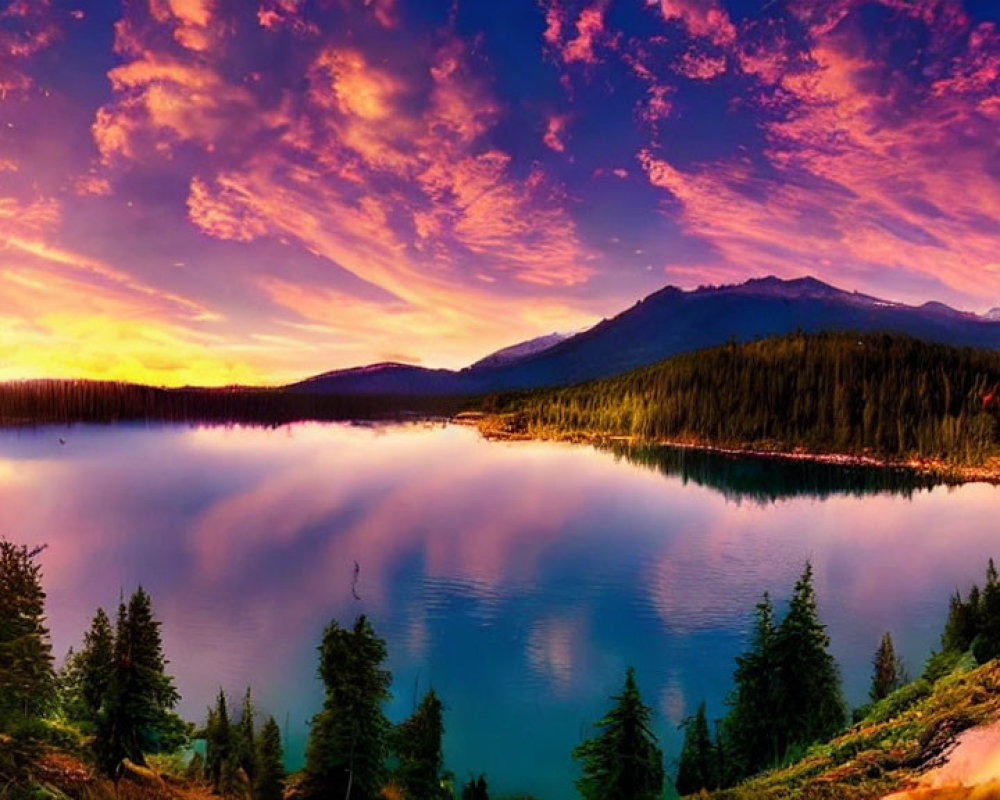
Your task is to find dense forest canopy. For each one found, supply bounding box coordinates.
[480,332,1000,464]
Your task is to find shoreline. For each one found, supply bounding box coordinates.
[454,413,1000,485]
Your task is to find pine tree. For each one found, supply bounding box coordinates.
[94,588,184,774]
[870,632,906,702]
[67,607,115,724]
[205,689,236,793]
[773,563,845,756]
[941,590,977,653]
[676,701,716,795]
[723,592,779,780]
[255,716,286,800]
[572,667,665,800]
[392,689,445,799]
[237,686,257,781]
[58,646,87,722]
[0,540,54,725]
[302,615,392,800]
[461,775,489,800]
[975,559,1000,662]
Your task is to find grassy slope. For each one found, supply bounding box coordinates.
[697,660,1000,800]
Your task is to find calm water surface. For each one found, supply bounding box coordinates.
[1,422,998,799]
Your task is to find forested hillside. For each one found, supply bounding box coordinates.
[477,333,1000,464]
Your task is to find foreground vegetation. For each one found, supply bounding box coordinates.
[703,659,1000,800]
[474,333,1000,473]
[674,558,1000,798]
[5,539,1000,800]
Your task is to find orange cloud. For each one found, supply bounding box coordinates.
[94,53,257,163]
[150,0,217,51]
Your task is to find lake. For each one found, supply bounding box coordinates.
[1,422,997,799]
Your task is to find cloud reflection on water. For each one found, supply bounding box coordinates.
[1,422,998,799]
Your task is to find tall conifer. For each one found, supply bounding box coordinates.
[870,632,906,702]
[0,540,54,725]
[255,716,285,800]
[392,689,445,799]
[676,701,717,795]
[773,563,845,754]
[724,592,779,779]
[94,588,183,774]
[572,667,665,800]
[302,615,391,800]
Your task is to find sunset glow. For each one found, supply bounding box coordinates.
[2,0,1000,385]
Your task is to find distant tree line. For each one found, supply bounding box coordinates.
[0,380,463,427]
[482,332,1000,464]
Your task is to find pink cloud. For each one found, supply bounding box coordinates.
[563,3,607,65]
[543,113,570,152]
[637,0,1000,304]
[648,0,736,48]
[0,0,60,98]
[639,84,673,125]
[543,1,563,47]
[257,0,319,35]
[542,0,612,67]
[674,49,727,80]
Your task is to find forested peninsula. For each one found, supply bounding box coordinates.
[469,333,1000,481]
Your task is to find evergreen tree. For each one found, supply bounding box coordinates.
[205,689,237,793]
[723,592,779,780]
[237,686,257,781]
[392,689,445,799]
[94,588,184,774]
[461,775,489,800]
[66,607,116,724]
[58,646,87,722]
[941,590,977,653]
[974,559,1000,662]
[0,540,54,725]
[572,667,665,800]
[302,615,392,800]
[773,563,845,756]
[255,717,286,800]
[869,632,906,702]
[676,701,716,795]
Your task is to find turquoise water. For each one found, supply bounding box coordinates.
[1,422,997,799]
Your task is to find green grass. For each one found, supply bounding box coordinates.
[699,660,1000,800]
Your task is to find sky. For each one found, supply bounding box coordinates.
[1,0,1000,386]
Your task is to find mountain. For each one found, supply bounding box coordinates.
[468,332,570,370]
[291,362,461,396]
[288,276,1000,395]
